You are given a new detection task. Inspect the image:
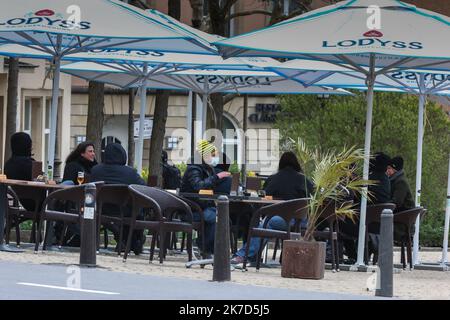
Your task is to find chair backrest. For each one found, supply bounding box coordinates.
[43,184,87,213]
[7,187,20,207]
[10,185,47,211]
[256,198,309,229]
[365,203,396,225]
[246,177,262,191]
[97,184,130,207]
[175,195,202,214]
[394,207,424,228]
[129,185,192,220]
[43,182,104,213]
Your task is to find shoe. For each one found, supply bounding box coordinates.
[231,255,245,264]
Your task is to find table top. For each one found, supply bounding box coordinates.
[179,192,282,204]
[0,179,68,190]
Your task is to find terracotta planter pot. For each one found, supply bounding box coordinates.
[281,240,326,280]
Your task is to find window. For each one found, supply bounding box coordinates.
[24,99,32,134]
[222,116,239,165]
[75,135,86,146]
[102,136,121,150]
[45,98,51,130]
[166,136,179,150]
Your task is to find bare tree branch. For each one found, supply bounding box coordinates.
[272,7,310,24]
[223,93,238,106]
[189,0,203,28]
[226,10,272,22]
[222,0,239,13]
[129,0,149,10]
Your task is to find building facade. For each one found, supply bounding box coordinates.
[0,57,72,175]
[1,0,449,177]
[71,76,281,174]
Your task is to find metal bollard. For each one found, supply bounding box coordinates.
[213,195,231,282]
[375,209,394,297]
[80,183,97,267]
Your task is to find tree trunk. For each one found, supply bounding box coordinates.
[4,58,19,164]
[128,88,136,167]
[145,0,180,186]
[209,93,224,132]
[242,94,248,183]
[148,90,170,187]
[169,0,181,19]
[205,0,231,133]
[86,81,104,160]
[207,0,228,36]
[189,0,203,29]
[269,0,284,25]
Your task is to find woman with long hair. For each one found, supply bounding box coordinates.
[62,141,97,184]
[231,151,314,265]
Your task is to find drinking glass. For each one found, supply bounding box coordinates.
[77,172,85,185]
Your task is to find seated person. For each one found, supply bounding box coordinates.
[387,156,416,240]
[369,152,391,204]
[63,142,98,185]
[340,152,392,261]
[213,153,252,250]
[90,143,146,254]
[161,150,181,190]
[231,151,313,265]
[181,140,230,257]
[213,152,232,194]
[386,156,414,213]
[4,132,36,212]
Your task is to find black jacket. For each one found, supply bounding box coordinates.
[63,156,97,184]
[90,143,145,186]
[390,170,415,212]
[369,171,391,204]
[4,156,36,211]
[263,167,314,200]
[181,164,220,209]
[4,133,36,211]
[4,155,34,182]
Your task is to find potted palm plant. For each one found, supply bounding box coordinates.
[281,139,372,279]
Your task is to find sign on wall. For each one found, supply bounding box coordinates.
[134,118,153,139]
[248,104,281,124]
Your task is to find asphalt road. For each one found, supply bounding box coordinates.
[0,260,379,300]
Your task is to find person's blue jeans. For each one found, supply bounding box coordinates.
[193,207,216,254]
[235,216,307,260]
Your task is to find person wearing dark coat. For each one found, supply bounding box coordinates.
[263,165,314,201]
[62,141,98,184]
[181,140,230,256]
[4,132,36,211]
[387,156,416,241]
[339,153,392,262]
[231,151,314,264]
[213,152,232,194]
[4,132,34,181]
[386,156,415,212]
[90,143,145,185]
[368,152,391,204]
[366,152,392,260]
[90,143,145,254]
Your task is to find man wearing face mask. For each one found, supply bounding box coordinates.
[181,140,231,257]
